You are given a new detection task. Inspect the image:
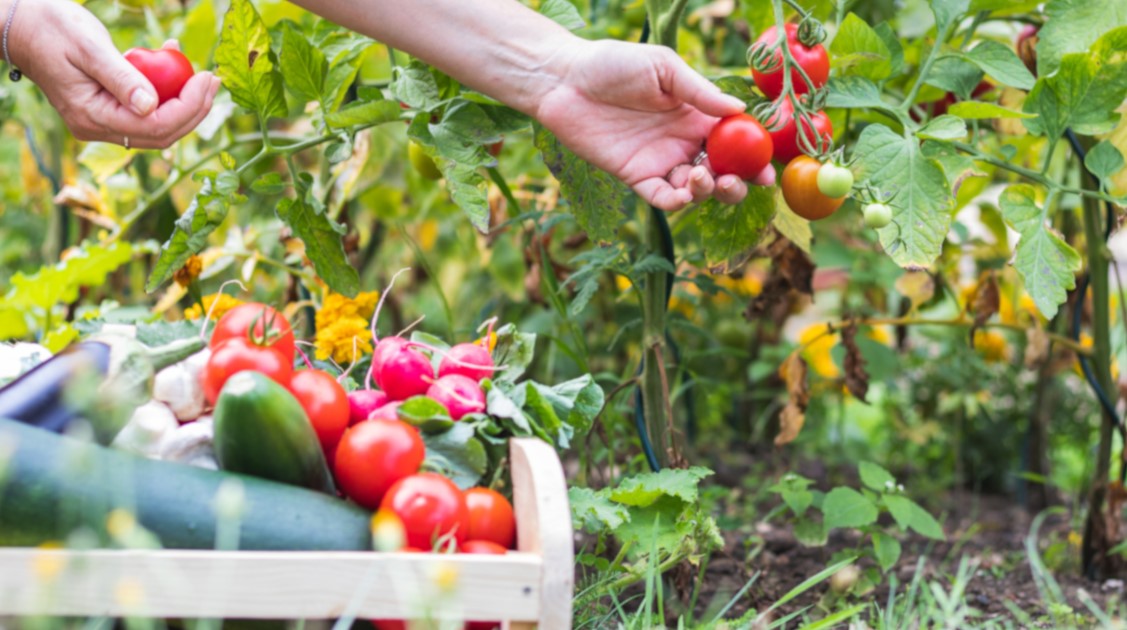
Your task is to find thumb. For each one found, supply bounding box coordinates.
[83,48,159,117]
[665,56,747,118]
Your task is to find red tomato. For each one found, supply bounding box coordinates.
[289,369,350,455]
[335,419,425,510]
[751,24,830,101]
[123,48,194,105]
[781,155,844,221]
[380,473,470,550]
[706,114,773,180]
[765,99,833,164]
[202,337,293,406]
[463,488,516,549]
[209,303,296,364]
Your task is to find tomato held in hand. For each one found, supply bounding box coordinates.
[202,337,293,406]
[706,114,773,181]
[765,98,833,164]
[289,369,351,455]
[123,48,194,105]
[781,156,844,221]
[380,473,470,550]
[209,303,296,364]
[751,24,830,101]
[335,419,424,510]
[463,487,516,549]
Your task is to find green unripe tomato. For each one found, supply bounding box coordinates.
[408,141,442,180]
[816,163,853,198]
[863,203,893,229]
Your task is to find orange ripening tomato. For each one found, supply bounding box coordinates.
[781,156,844,221]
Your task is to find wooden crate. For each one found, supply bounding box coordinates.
[0,438,573,629]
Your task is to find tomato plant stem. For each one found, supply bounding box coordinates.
[900,20,957,117]
[950,142,1127,206]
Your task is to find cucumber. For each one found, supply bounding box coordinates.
[213,371,336,494]
[0,418,371,550]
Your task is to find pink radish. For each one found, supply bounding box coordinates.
[426,374,486,420]
[348,389,389,425]
[377,347,434,401]
[367,401,402,421]
[438,343,495,382]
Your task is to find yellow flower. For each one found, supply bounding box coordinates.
[173,255,203,288]
[417,219,440,252]
[184,293,243,320]
[476,331,498,353]
[1074,333,1120,381]
[798,323,839,378]
[615,275,633,292]
[974,330,1008,363]
[741,273,763,297]
[867,326,893,347]
[316,291,380,330]
[315,317,373,364]
[958,282,978,309]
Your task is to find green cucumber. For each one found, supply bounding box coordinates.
[0,418,371,550]
[213,371,335,494]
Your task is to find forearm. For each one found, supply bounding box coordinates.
[288,0,581,115]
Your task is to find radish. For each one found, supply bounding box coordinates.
[367,401,402,421]
[437,343,495,382]
[372,336,410,375]
[426,374,486,420]
[377,347,434,401]
[348,389,389,425]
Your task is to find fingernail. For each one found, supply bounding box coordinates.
[131,89,156,115]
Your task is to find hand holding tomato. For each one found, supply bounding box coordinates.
[3,0,218,148]
[124,47,195,105]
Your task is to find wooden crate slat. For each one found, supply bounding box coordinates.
[0,549,543,620]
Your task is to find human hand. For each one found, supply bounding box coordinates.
[532,39,775,212]
[4,0,219,149]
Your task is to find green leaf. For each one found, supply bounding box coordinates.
[873,22,904,77]
[921,141,986,194]
[794,516,827,546]
[569,487,629,532]
[135,320,207,347]
[539,0,585,30]
[962,40,1035,90]
[279,26,325,103]
[853,124,953,268]
[215,0,287,120]
[1037,0,1127,77]
[180,0,218,66]
[872,532,902,573]
[251,172,286,195]
[275,188,359,297]
[883,495,944,540]
[533,123,626,243]
[917,115,967,141]
[421,423,488,489]
[947,101,1035,120]
[609,467,713,507]
[822,487,879,530]
[314,28,373,112]
[858,462,896,492]
[829,13,892,81]
[147,177,234,292]
[930,0,971,35]
[999,185,1081,319]
[1086,141,1126,189]
[772,202,813,254]
[396,396,455,433]
[389,60,442,111]
[968,0,1040,11]
[924,56,983,100]
[524,375,604,449]
[825,77,894,112]
[699,186,775,268]
[782,488,813,516]
[325,99,402,129]
[79,144,132,183]
[1023,27,1127,139]
[439,161,491,233]
[490,324,536,384]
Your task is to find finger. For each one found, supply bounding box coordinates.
[750,164,777,187]
[92,72,217,145]
[663,53,747,118]
[714,175,748,205]
[161,40,182,51]
[686,165,715,202]
[80,43,159,117]
[161,74,221,141]
[666,164,694,188]
[634,177,694,212]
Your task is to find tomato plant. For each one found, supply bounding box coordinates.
[780,156,843,221]
[706,114,772,180]
[816,163,853,199]
[750,24,829,100]
[123,48,193,105]
[764,98,832,164]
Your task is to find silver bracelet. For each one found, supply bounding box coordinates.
[3,0,21,82]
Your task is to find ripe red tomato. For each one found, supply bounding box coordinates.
[335,419,425,510]
[765,99,833,164]
[123,48,194,105]
[463,488,516,549]
[209,303,296,364]
[706,114,773,180]
[289,369,351,455]
[202,337,293,405]
[781,155,844,221]
[380,473,470,550]
[751,24,830,100]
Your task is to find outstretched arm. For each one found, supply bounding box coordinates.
[290,0,770,210]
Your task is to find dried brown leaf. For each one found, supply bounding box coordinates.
[971,272,1000,328]
[841,322,870,402]
[776,353,809,446]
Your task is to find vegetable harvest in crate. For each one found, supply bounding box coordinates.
[0,295,603,556]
